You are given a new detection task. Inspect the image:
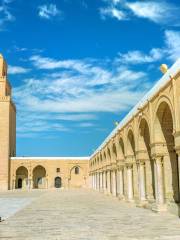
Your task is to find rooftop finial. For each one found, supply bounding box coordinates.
[160,64,168,74]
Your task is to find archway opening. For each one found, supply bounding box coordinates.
[139,118,155,199]
[16,166,28,189]
[154,101,179,203]
[55,177,62,188]
[127,130,135,156]
[33,165,46,189]
[69,166,84,188]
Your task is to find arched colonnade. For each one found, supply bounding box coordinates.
[90,87,180,214]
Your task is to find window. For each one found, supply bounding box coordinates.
[56,168,60,173]
[75,167,79,175]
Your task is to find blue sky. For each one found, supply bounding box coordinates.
[1,0,180,157]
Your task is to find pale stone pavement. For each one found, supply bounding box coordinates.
[0,190,180,240]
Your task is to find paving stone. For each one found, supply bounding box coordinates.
[0,189,180,240]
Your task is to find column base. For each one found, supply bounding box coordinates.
[126,198,134,203]
[118,194,125,201]
[152,203,167,212]
[136,199,148,208]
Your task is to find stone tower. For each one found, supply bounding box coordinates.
[0,54,16,190]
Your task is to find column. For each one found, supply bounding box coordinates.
[97,172,100,191]
[126,164,133,201]
[153,157,166,211]
[99,172,102,191]
[12,178,16,190]
[101,172,103,192]
[103,171,106,193]
[139,161,146,202]
[119,168,124,199]
[107,170,111,194]
[177,153,180,202]
[93,174,95,189]
[94,173,97,190]
[112,170,117,197]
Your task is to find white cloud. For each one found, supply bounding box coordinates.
[38,4,61,20]
[14,56,148,114]
[8,65,30,74]
[100,0,180,26]
[164,30,180,61]
[100,7,126,20]
[116,30,180,65]
[0,0,15,30]
[117,48,164,65]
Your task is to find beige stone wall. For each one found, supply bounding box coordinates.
[90,63,180,215]
[10,158,89,190]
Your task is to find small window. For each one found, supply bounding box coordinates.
[56,168,60,173]
[75,167,79,175]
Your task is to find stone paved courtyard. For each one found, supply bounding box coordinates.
[0,190,180,240]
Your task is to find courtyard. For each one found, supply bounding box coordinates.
[0,190,180,240]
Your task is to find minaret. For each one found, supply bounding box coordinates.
[0,54,16,190]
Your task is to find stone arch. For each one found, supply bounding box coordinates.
[16,166,28,189]
[154,100,179,203]
[32,165,46,189]
[138,118,155,199]
[118,136,125,160]
[69,165,85,188]
[103,151,107,161]
[107,147,111,161]
[112,142,117,160]
[153,95,175,137]
[127,129,135,157]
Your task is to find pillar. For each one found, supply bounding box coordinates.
[103,171,106,193]
[139,161,146,202]
[106,170,111,194]
[97,172,100,191]
[118,167,124,199]
[177,153,180,202]
[126,164,133,201]
[111,170,117,197]
[92,173,96,189]
[94,173,97,190]
[153,157,166,211]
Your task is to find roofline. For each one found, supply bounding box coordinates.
[11,157,90,161]
[90,58,180,159]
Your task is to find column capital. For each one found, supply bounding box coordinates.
[125,162,133,168]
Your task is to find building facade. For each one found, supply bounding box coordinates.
[89,59,180,216]
[0,55,89,191]
[1,53,180,216]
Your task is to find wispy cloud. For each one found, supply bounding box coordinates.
[0,0,15,30]
[38,4,62,20]
[116,30,180,64]
[100,0,180,26]
[165,30,180,61]
[12,27,180,138]
[13,55,149,136]
[117,48,163,65]
[8,65,30,74]
[100,7,127,20]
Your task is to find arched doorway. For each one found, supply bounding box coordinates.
[16,166,28,189]
[33,165,46,189]
[139,118,155,200]
[18,178,22,189]
[154,101,179,203]
[69,166,84,188]
[55,177,62,188]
